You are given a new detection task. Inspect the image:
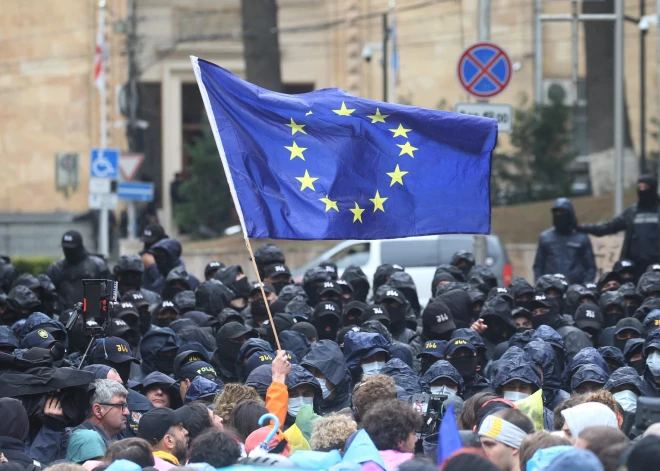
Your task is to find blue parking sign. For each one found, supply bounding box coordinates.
[90,148,120,179]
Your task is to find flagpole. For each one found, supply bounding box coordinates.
[244,237,282,351]
[98,0,109,257]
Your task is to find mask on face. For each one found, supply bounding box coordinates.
[483,325,506,343]
[630,359,645,375]
[250,299,269,320]
[503,391,530,402]
[531,312,556,330]
[272,281,290,295]
[288,396,314,417]
[387,305,407,332]
[315,377,332,399]
[420,359,435,376]
[448,356,478,380]
[613,390,638,413]
[646,352,660,376]
[154,316,174,328]
[430,386,457,397]
[361,361,385,376]
[614,338,630,353]
[118,273,142,294]
[604,313,623,329]
[638,188,657,208]
[553,213,572,234]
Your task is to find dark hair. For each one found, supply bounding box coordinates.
[361,400,422,452]
[493,408,535,435]
[519,431,570,471]
[227,400,269,442]
[553,394,587,430]
[187,430,241,468]
[457,392,499,430]
[578,426,630,471]
[104,438,155,468]
[182,402,213,443]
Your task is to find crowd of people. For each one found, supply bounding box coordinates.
[2,179,660,471]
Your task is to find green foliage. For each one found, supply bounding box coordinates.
[174,121,233,237]
[12,256,58,275]
[491,93,577,204]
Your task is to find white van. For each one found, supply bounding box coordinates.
[292,235,511,307]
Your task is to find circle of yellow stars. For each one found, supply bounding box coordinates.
[283,101,418,224]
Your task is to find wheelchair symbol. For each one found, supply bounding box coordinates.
[92,155,115,178]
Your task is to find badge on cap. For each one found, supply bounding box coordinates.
[162,301,175,308]
[274,265,286,272]
[324,304,336,311]
[436,314,449,323]
[63,234,73,242]
[585,310,596,318]
[37,329,49,339]
[386,290,399,297]
[535,295,546,301]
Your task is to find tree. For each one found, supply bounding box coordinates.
[241,0,283,91]
[173,122,233,237]
[491,91,577,204]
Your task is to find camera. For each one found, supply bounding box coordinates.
[410,393,450,439]
[65,279,119,336]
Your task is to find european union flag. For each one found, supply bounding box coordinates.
[191,57,496,240]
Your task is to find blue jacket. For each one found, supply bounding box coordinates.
[280,330,312,362]
[492,350,542,393]
[236,339,273,382]
[20,312,68,350]
[604,366,643,394]
[524,340,568,409]
[139,328,181,377]
[533,198,596,284]
[561,347,610,391]
[598,346,626,370]
[285,365,322,427]
[570,365,610,392]
[343,331,391,383]
[245,364,272,399]
[142,239,199,295]
[420,360,463,396]
[300,340,352,414]
[185,376,222,403]
[381,358,424,400]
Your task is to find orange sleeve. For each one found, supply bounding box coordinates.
[266,381,289,428]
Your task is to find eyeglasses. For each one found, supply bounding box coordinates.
[99,402,129,411]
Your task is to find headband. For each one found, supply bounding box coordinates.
[477,415,527,449]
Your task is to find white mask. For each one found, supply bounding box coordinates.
[361,361,385,376]
[503,391,529,402]
[287,396,314,417]
[647,352,660,376]
[430,386,457,397]
[315,377,332,399]
[613,390,638,413]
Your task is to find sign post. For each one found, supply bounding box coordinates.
[119,153,145,239]
[89,147,119,254]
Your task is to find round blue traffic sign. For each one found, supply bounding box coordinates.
[457,42,512,99]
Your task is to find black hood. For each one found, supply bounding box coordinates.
[373,264,404,294]
[438,289,474,329]
[195,280,235,316]
[388,271,420,316]
[139,328,181,375]
[148,238,182,276]
[551,197,577,233]
[341,265,370,303]
[300,340,352,414]
[173,290,197,314]
[236,339,273,382]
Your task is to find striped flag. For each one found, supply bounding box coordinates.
[93,6,105,90]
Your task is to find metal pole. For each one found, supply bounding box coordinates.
[387,0,396,104]
[534,0,543,105]
[657,0,660,178]
[382,13,388,103]
[127,0,139,239]
[571,0,579,106]
[614,0,624,215]
[641,0,648,174]
[98,1,109,257]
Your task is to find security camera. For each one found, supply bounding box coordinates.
[362,45,373,63]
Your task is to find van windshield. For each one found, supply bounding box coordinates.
[380,236,500,267]
[327,242,371,269]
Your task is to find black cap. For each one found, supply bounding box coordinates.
[107,318,131,337]
[529,294,555,310]
[253,244,285,267]
[155,300,180,316]
[613,259,636,274]
[142,224,167,245]
[90,337,140,364]
[422,301,456,335]
[313,301,341,319]
[375,287,405,305]
[178,361,218,382]
[317,281,342,297]
[574,303,604,331]
[512,307,532,319]
[121,291,149,309]
[615,317,643,336]
[264,264,291,278]
[61,230,83,249]
[361,305,390,325]
[445,338,477,356]
[204,261,225,278]
[218,321,256,340]
[138,406,192,445]
[249,282,275,297]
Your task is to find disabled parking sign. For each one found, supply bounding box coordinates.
[90,148,120,179]
[457,42,512,99]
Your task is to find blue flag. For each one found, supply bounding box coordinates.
[191,56,496,240]
[438,403,463,464]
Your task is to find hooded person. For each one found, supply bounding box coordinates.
[121,291,155,335]
[46,230,111,311]
[244,281,278,329]
[416,340,447,376]
[641,331,660,397]
[598,291,627,330]
[560,347,610,391]
[467,265,498,294]
[142,238,199,296]
[19,312,68,350]
[528,294,592,362]
[598,346,626,372]
[107,318,141,352]
[253,243,286,278]
[638,270,660,300]
[2,285,43,326]
[438,288,475,330]
[574,303,604,347]
[431,272,458,298]
[633,296,660,323]
[235,338,274,382]
[619,281,643,316]
[624,338,645,374]
[151,300,180,328]
[284,295,313,323]
[533,198,596,285]
[262,263,293,296]
[172,290,196,315]
[342,300,367,327]
[204,260,225,280]
[284,365,322,428]
[184,376,222,404]
[0,257,19,294]
[381,358,423,401]
[113,255,161,307]
[604,366,644,414]
[211,322,257,384]
[509,277,535,311]
[279,330,312,363]
[512,307,533,333]
[245,364,273,399]
[214,264,252,311]
[609,318,644,354]
[564,284,596,317]
[579,175,660,281]
[451,250,476,279]
[373,264,404,295]
[0,398,41,469]
[341,265,370,304]
[195,279,235,318]
[388,272,421,317]
[373,285,421,352]
[436,264,467,284]
[141,223,168,253]
[138,328,181,377]
[523,339,569,410]
[421,360,464,398]
[444,337,490,399]
[479,297,517,358]
[420,299,455,343]
[316,280,345,312]
[570,365,609,394]
[133,371,183,409]
[311,301,342,342]
[0,325,18,353]
[300,340,352,414]
[343,331,391,383]
[643,309,660,336]
[302,267,332,307]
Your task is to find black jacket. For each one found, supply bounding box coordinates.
[47,254,110,310]
[534,198,596,285]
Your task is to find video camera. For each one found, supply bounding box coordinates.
[65,279,119,335]
[410,393,450,439]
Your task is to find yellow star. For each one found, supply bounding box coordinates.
[349,202,365,223]
[333,101,356,116]
[285,118,307,135]
[386,164,409,187]
[397,141,419,158]
[285,141,307,161]
[295,170,318,191]
[369,190,388,212]
[305,110,313,116]
[367,108,389,124]
[319,196,339,212]
[389,124,412,138]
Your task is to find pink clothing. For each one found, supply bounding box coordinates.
[361,450,414,471]
[153,456,176,471]
[82,460,104,471]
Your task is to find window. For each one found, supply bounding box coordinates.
[328,243,370,269]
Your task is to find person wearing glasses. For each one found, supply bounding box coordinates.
[76,379,130,446]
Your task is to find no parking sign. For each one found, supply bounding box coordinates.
[457,42,512,99]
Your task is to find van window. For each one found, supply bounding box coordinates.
[328,242,371,269]
[380,239,440,267]
[438,236,500,266]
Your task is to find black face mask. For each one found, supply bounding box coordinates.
[630,358,645,375]
[352,285,369,303]
[63,246,86,264]
[448,356,478,380]
[232,277,252,298]
[420,358,435,376]
[604,313,623,328]
[517,327,532,333]
[139,308,152,335]
[553,213,572,234]
[217,339,242,367]
[627,305,639,318]
[387,305,407,333]
[316,316,339,341]
[614,338,629,353]
[250,299,269,321]
[272,281,290,295]
[483,323,508,343]
[118,273,142,294]
[163,285,185,301]
[531,311,557,329]
[154,355,175,375]
[154,316,174,328]
[638,189,657,208]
